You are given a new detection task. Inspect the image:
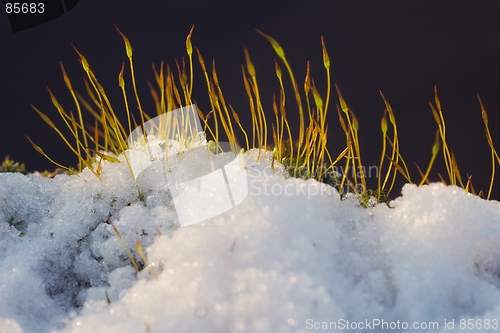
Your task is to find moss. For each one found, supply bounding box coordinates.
[27,27,499,205]
[0,156,27,174]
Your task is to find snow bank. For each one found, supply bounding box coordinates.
[1,147,499,333]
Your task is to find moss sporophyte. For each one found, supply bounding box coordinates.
[27,26,499,207]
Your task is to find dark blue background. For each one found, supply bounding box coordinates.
[0,0,498,199]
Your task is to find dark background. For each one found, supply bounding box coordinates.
[0,0,499,200]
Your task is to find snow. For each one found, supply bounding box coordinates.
[1,112,500,332]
